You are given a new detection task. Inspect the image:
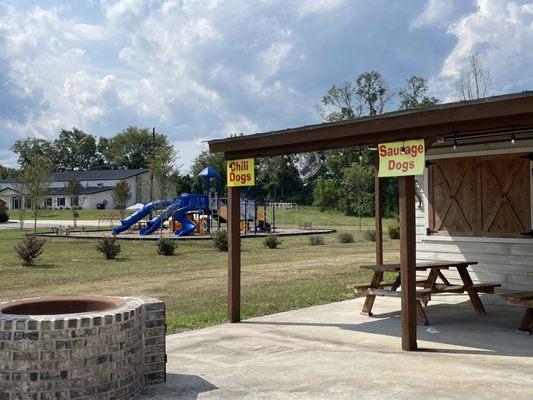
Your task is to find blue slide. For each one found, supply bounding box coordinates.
[113,193,210,237]
[140,200,184,236]
[172,206,198,236]
[112,200,173,235]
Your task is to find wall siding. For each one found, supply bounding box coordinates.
[416,144,533,291]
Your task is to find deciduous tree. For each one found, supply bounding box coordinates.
[399,76,439,110]
[99,127,172,170]
[54,128,103,171]
[64,176,82,227]
[112,180,131,218]
[456,52,490,101]
[340,164,374,231]
[17,157,52,234]
[11,138,57,170]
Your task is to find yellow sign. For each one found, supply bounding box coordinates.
[378,139,425,177]
[227,158,255,187]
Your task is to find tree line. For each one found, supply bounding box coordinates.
[10,127,173,171]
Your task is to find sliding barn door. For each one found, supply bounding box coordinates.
[477,155,530,238]
[428,154,531,238]
[428,157,477,236]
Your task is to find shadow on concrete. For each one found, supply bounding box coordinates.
[242,297,533,357]
[138,374,218,399]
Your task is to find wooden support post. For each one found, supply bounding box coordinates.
[228,186,241,323]
[374,169,383,265]
[518,308,533,332]
[399,175,417,351]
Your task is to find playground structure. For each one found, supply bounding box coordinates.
[98,212,122,230]
[112,167,292,238]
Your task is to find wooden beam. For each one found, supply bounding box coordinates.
[210,93,533,158]
[228,186,241,323]
[375,168,383,265]
[399,175,417,351]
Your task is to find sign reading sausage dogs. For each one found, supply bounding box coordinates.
[227,158,255,187]
[378,140,425,177]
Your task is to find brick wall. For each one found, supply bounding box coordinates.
[0,296,166,399]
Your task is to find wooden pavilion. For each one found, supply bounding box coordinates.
[208,91,533,351]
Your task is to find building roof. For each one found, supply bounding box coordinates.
[0,168,148,184]
[47,186,113,195]
[49,168,148,182]
[208,91,533,158]
[0,186,113,196]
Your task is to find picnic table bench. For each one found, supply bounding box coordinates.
[501,291,533,334]
[347,261,501,325]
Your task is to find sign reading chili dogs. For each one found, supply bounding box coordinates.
[227,158,255,187]
[378,139,425,177]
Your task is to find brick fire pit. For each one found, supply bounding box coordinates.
[0,296,166,399]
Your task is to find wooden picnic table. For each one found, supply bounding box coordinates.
[348,261,501,325]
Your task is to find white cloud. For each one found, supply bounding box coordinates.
[297,0,346,17]
[411,0,456,29]
[0,0,314,173]
[431,0,533,101]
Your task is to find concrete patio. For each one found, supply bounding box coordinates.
[140,294,533,400]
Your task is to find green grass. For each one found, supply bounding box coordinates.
[7,205,396,230]
[9,209,131,221]
[275,205,395,230]
[0,207,400,333]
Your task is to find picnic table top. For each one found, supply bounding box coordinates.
[360,261,478,272]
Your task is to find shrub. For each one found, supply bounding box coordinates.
[157,238,176,256]
[363,229,376,242]
[337,232,354,243]
[14,234,45,266]
[96,236,121,259]
[0,211,9,223]
[212,229,228,252]
[309,235,325,246]
[263,234,282,249]
[388,223,400,240]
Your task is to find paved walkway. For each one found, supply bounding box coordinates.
[3,220,100,229]
[140,295,532,400]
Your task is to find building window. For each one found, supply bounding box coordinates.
[57,197,66,207]
[12,197,21,210]
[427,153,531,238]
[45,198,53,208]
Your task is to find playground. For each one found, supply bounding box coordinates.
[41,167,335,240]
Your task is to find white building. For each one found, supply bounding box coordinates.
[0,169,151,210]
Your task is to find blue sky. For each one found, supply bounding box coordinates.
[1,0,533,172]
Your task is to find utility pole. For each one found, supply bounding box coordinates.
[148,127,156,220]
[150,127,155,204]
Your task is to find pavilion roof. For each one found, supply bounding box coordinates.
[208,91,533,159]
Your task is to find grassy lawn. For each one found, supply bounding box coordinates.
[9,209,131,221]
[0,207,400,333]
[7,204,397,228]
